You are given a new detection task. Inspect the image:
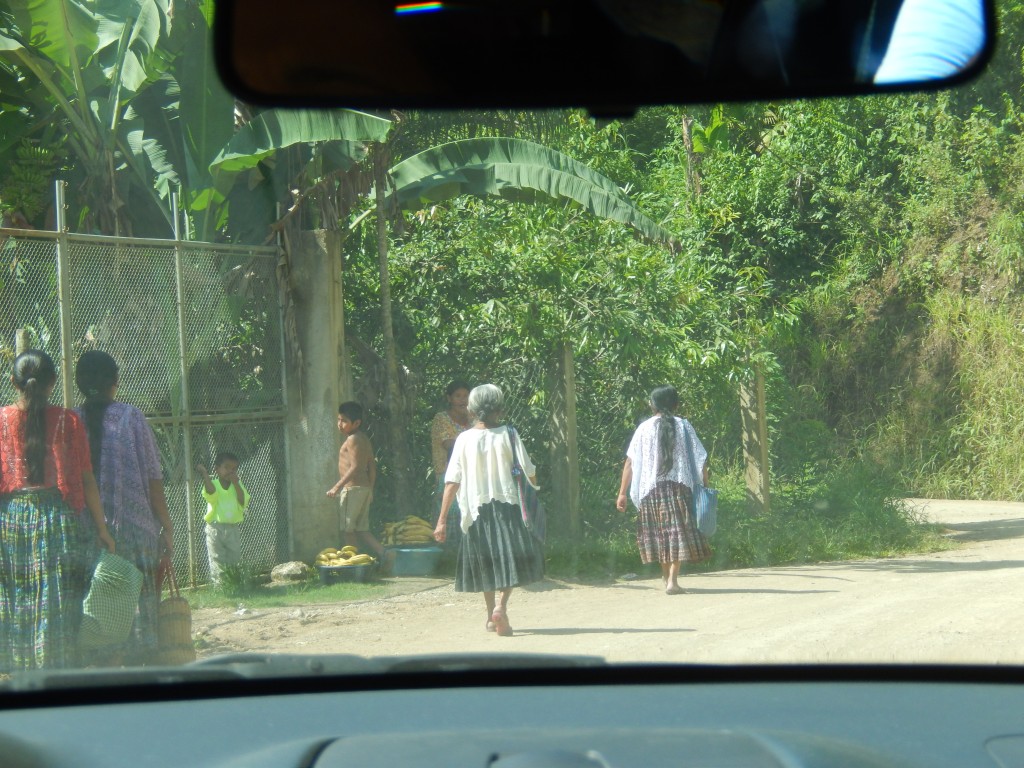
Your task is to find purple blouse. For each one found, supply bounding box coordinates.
[74,402,164,539]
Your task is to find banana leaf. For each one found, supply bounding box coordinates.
[209,109,393,182]
[387,138,675,245]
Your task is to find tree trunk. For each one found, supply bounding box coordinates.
[740,366,771,516]
[681,114,702,200]
[548,340,582,540]
[373,146,414,518]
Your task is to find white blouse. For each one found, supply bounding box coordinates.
[444,426,537,532]
[626,415,707,507]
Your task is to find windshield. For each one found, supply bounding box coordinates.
[0,0,1022,684]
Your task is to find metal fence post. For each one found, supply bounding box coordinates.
[276,205,295,560]
[54,181,74,407]
[172,192,198,586]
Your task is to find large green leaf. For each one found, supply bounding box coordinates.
[209,109,393,179]
[121,73,181,199]
[95,0,170,98]
[5,0,99,70]
[387,138,675,245]
[172,0,233,238]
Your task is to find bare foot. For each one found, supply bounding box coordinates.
[665,585,684,595]
[491,608,513,637]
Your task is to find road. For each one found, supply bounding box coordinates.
[192,499,1024,664]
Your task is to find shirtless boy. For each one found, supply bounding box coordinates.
[326,401,383,556]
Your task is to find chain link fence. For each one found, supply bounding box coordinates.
[0,226,286,586]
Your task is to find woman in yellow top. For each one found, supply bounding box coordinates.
[195,452,250,584]
[430,380,471,551]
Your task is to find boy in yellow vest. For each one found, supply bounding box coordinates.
[196,452,250,584]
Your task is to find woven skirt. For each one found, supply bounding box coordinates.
[636,481,712,565]
[0,488,85,673]
[455,500,544,593]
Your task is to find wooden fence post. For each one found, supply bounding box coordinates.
[549,340,583,540]
[740,366,771,516]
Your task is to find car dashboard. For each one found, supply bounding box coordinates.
[2,661,1023,768]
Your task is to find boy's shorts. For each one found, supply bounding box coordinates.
[339,486,373,532]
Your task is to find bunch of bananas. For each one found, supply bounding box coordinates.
[382,515,435,546]
[314,546,376,567]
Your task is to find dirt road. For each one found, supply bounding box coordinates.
[192,499,1024,664]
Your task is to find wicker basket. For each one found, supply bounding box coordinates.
[157,558,196,665]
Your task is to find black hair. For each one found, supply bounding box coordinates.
[12,350,58,485]
[445,380,471,398]
[650,385,680,476]
[338,401,364,422]
[75,350,118,482]
[214,451,240,468]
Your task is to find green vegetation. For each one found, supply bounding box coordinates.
[187,572,394,610]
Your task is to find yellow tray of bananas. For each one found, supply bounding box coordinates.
[314,546,378,583]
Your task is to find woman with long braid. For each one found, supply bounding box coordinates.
[617,385,711,594]
[75,350,172,665]
[0,350,114,672]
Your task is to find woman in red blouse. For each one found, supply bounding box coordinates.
[0,349,114,673]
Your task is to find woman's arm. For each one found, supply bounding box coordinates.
[702,460,709,486]
[83,470,115,553]
[433,481,460,542]
[149,479,173,555]
[616,458,633,513]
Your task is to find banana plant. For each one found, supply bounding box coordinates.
[0,0,174,234]
[0,0,235,238]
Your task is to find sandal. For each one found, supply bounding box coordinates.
[486,618,496,632]
[490,609,513,637]
[665,585,684,595]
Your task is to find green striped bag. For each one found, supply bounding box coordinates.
[80,551,143,650]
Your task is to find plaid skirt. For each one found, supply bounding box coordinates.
[636,481,712,565]
[0,488,86,673]
[455,500,544,593]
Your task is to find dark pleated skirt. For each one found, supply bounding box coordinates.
[455,500,544,593]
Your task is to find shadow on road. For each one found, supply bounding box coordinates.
[684,588,838,595]
[822,559,1024,573]
[938,518,1024,542]
[516,627,695,636]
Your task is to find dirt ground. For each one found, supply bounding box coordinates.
[192,499,1024,664]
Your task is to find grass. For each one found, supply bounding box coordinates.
[186,557,463,611]
[185,578,396,610]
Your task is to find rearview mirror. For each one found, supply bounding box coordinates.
[215,0,995,112]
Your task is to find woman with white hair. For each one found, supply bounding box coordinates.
[434,383,544,636]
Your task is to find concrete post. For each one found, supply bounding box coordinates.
[284,230,350,561]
